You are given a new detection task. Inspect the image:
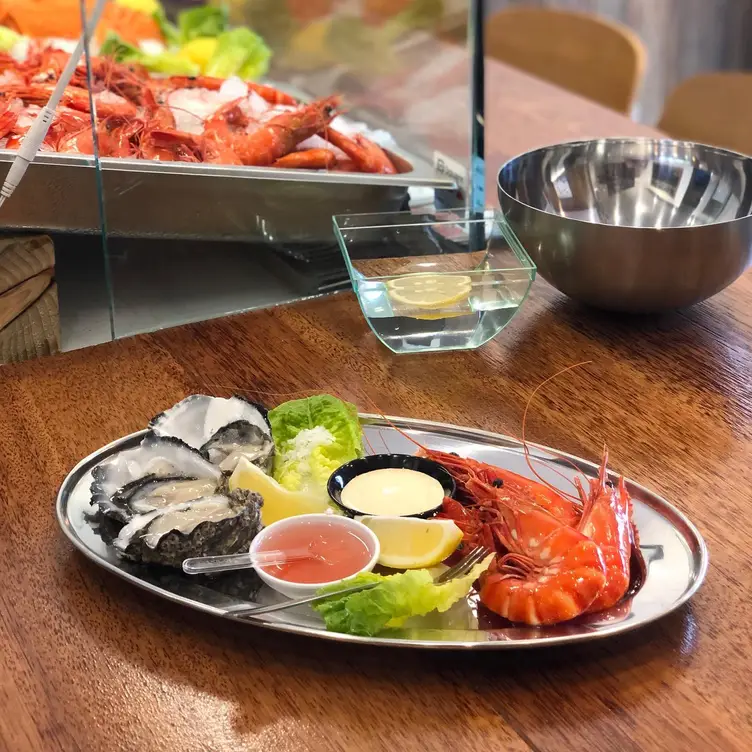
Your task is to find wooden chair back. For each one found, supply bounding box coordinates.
[658,72,752,155]
[480,7,646,114]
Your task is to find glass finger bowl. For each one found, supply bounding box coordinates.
[333,208,536,354]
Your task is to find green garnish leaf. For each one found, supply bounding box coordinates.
[178,5,229,43]
[268,395,363,495]
[204,27,271,80]
[99,32,141,62]
[312,558,492,637]
[100,32,199,75]
[153,7,181,47]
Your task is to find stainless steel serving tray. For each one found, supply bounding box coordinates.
[57,415,708,650]
[0,150,453,245]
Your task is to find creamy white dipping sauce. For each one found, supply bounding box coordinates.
[341,468,444,516]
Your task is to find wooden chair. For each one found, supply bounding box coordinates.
[658,72,752,155]
[461,7,646,114]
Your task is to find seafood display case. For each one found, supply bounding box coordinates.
[0,0,481,343]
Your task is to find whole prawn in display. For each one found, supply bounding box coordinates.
[0,44,404,173]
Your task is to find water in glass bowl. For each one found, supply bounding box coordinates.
[334,209,536,354]
[354,270,530,353]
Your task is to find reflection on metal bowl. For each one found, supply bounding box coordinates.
[498,138,752,312]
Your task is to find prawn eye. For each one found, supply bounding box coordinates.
[492,478,503,488]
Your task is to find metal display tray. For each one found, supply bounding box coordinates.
[57,415,708,651]
[0,150,454,245]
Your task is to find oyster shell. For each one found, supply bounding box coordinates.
[88,395,273,564]
[113,489,263,568]
[150,395,273,472]
[107,474,221,523]
[200,420,274,473]
[90,434,222,521]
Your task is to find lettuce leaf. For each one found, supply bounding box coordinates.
[0,26,21,52]
[237,45,272,81]
[178,5,229,43]
[268,395,363,496]
[312,557,492,637]
[99,33,141,62]
[204,27,271,80]
[153,7,181,47]
[141,52,200,75]
[100,32,199,75]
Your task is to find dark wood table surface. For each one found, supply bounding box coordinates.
[1,60,751,752]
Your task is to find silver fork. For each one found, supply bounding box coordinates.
[225,545,490,619]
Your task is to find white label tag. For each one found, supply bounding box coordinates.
[433,151,468,192]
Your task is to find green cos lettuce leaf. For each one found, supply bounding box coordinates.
[178,5,229,43]
[313,557,492,637]
[0,26,21,52]
[141,53,200,75]
[268,395,363,495]
[99,33,141,62]
[100,32,199,75]
[204,27,271,80]
[153,7,181,47]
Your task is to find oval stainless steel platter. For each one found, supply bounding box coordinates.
[57,416,708,650]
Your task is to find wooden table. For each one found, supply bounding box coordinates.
[1,61,751,752]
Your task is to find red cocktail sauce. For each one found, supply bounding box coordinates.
[257,519,372,584]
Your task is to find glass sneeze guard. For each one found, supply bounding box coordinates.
[0,1,482,360]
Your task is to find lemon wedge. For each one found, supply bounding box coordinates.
[357,516,463,569]
[228,458,329,526]
[178,38,220,70]
[115,0,161,13]
[387,273,472,310]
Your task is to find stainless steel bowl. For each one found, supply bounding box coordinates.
[497,138,752,312]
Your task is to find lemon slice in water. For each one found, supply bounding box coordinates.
[357,516,463,569]
[387,273,472,312]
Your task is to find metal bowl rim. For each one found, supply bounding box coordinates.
[497,136,752,231]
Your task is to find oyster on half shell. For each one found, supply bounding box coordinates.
[87,395,273,568]
[90,434,222,523]
[110,474,221,521]
[150,395,274,473]
[113,489,263,568]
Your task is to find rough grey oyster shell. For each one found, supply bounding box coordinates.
[149,395,273,473]
[113,489,263,569]
[90,434,222,522]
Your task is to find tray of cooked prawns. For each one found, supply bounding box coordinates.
[0,47,453,243]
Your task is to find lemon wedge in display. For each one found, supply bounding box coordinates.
[229,458,328,526]
[386,274,473,320]
[115,0,161,13]
[357,516,463,569]
[178,37,219,70]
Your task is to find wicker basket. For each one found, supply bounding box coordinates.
[0,235,59,364]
